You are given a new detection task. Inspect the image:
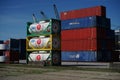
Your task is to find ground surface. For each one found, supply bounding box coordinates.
[0,64,120,80]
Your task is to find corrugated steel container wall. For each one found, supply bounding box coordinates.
[62,27,114,40]
[0,40,4,44]
[5,50,19,63]
[61,51,111,62]
[0,51,3,55]
[62,27,96,40]
[4,40,10,50]
[62,51,97,61]
[62,40,96,51]
[19,39,26,60]
[61,16,110,30]
[115,29,120,35]
[10,51,19,63]
[115,35,120,42]
[61,39,113,51]
[104,29,115,40]
[60,6,106,20]
[111,51,119,62]
[10,39,19,51]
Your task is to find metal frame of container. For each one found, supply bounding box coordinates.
[26,50,61,66]
[26,34,61,51]
[27,19,61,36]
[26,18,61,66]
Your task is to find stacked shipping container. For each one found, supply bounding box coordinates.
[0,40,6,63]
[115,30,120,61]
[4,39,19,63]
[61,6,106,20]
[4,39,26,63]
[61,6,116,62]
[26,19,61,66]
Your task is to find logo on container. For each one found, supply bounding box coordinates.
[69,22,80,25]
[69,54,80,59]
[36,55,41,61]
[29,23,42,33]
[36,39,41,44]
[36,24,41,30]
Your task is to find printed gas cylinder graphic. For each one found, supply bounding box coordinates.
[28,51,50,61]
[29,37,50,48]
[36,55,41,61]
[29,23,42,33]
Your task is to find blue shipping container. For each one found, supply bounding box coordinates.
[62,51,111,62]
[61,16,110,30]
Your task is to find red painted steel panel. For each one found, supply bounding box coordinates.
[61,39,97,51]
[61,28,95,40]
[60,6,106,20]
[61,27,112,40]
[4,51,19,63]
[5,51,10,63]
[61,39,114,51]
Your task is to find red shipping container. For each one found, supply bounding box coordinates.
[5,50,19,64]
[60,6,106,20]
[61,39,97,51]
[61,39,113,51]
[61,27,112,40]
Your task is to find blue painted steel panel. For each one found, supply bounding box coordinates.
[61,16,110,30]
[61,51,112,62]
[62,51,97,61]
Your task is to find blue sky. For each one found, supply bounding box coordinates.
[0,0,120,40]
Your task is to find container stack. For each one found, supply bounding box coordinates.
[26,19,61,66]
[0,40,6,63]
[2,39,26,64]
[115,29,120,61]
[61,6,115,62]
[4,39,19,63]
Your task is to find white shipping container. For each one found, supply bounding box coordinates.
[0,44,6,50]
[0,56,6,62]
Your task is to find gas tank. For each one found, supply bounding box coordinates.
[28,51,50,61]
[29,23,42,33]
[29,36,50,48]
